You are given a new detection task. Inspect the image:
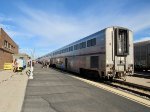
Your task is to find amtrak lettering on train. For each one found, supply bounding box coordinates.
[39,26,134,80]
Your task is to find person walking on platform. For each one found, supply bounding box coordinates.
[42,61,45,68]
[13,59,18,73]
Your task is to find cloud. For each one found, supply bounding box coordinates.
[17,3,150,36]
[15,5,101,49]
[7,1,150,56]
[0,15,13,22]
[134,37,150,43]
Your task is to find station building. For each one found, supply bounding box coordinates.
[0,28,18,69]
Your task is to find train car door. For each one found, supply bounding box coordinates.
[65,58,68,69]
[50,59,52,65]
[114,28,129,73]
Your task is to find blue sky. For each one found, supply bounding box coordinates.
[0,0,150,57]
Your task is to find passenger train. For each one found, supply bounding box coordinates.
[39,26,134,80]
[134,40,150,71]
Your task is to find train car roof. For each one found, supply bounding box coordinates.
[42,26,132,57]
[52,26,131,50]
[134,40,150,45]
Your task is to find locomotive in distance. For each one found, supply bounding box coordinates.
[38,26,134,80]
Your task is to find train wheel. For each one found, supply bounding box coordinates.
[104,76,109,81]
[122,76,126,81]
[109,76,114,81]
[79,68,84,77]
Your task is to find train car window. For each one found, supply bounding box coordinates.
[74,44,78,50]
[115,29,129,56]
[91,38,96,46]
[87,40,91,47]
[79,43,82,49]
[71,46,73,51]
[87,38,96,47]
[66,48,68,52]
[77,44,80,50]
[83,42,86,48]
[80,42,86,49]
[90,56,99,68]
[69,47,71,52]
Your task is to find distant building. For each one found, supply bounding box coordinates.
[0,28,19,69]
[13,53,30,60]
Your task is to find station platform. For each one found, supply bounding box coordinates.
[125,75,150,88]
[21,64,150,112]
[0,70,28,112]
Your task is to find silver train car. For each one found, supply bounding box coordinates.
[42,26,134,80]
[134,40,150,71]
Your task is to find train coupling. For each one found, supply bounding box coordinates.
[115,72,127,81]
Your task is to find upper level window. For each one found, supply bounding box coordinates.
[91,38,96,46]
[74,44,77,50]
[83,42,86,48]
[87,38,96,47]
[80,42,86,49]
[77,44,80,50]
[70,46,73,51]
[65,48,68,52]
[87,40,91,47]
[69,46,73,52]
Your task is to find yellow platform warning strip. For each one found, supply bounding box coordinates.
[70,75,150,107]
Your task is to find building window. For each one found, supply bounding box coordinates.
[4,40,7,48]
[9,43,11,49]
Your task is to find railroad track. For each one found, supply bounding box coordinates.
[104,80,150,99]
[132,72,150,79]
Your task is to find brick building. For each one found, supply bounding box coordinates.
[0,28,18,69]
